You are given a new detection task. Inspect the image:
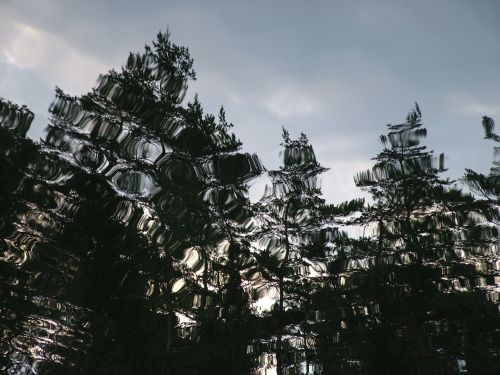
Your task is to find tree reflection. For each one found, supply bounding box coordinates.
[0,34,498,375]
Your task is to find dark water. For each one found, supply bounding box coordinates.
[1,33,499,375]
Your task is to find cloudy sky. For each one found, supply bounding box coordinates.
[1,0,499,203]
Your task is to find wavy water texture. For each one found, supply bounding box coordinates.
[1,33,499,375]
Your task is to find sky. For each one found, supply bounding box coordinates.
[1,0,499,204]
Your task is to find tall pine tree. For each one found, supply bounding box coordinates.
[256,129,344,374]
[352,104,479,373]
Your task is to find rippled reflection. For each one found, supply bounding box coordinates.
[1,34,499,375]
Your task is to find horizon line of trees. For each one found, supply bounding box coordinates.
[0,32,498,375]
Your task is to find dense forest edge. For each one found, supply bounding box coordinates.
[0,31,498,375]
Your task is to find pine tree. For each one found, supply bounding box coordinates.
[355,104,458,265]
[460,116,500,373]
[256,129,343,374]
[0,99,137,374]
[172,98,263,374]
[0,31,264,374]
[41,31,263,374]
[352,104,483,373]
[41,32,201,374]
[465,116,500,202]
[464,116,499,247]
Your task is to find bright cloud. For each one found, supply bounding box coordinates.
[1,21,108,95]
[265,86,321,119]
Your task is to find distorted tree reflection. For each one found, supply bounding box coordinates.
[254,129,361,374]
[0,99,116,374]
[462,116,500,373]
[1,32,262,374]
[350,105,496,374]
[174,97,263,374]
[1,32,499,375]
